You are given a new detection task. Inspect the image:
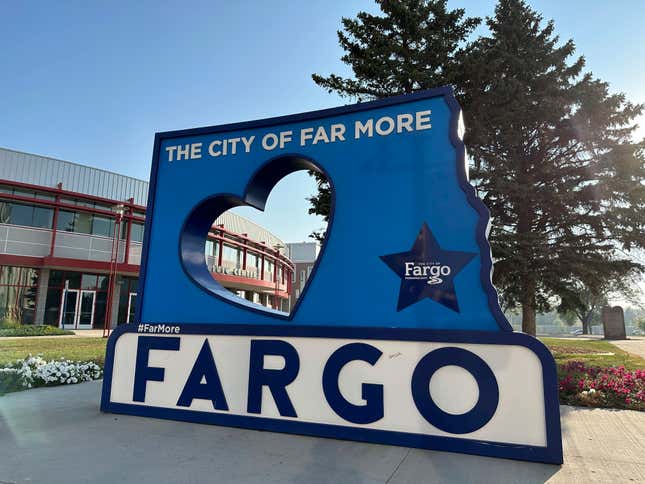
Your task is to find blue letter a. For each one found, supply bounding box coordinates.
[177,340,229,411]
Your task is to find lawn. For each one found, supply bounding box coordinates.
[1,335,642,370]
[540,337,645,370]
[0,336,108,367]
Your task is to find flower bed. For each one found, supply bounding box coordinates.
[0,355,102,395]
[558,361,645,411]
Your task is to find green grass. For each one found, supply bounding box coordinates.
[540,337,645,370]
[0,326,74,337]
[0,337,108,367]
[0,334,642,373]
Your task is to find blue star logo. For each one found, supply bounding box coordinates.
[380,223,477,312]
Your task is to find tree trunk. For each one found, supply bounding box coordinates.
[521,277,537,335]
[521,299,537,335]
[582,320,590,335]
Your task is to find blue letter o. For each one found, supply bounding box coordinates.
[411,347,499,434]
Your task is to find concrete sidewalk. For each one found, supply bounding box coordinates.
[1,381,644,484]
[608,336,645,359]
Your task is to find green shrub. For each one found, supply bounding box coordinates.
[0,368,24,394]
[0,325,74,337]
[0,318,21,330]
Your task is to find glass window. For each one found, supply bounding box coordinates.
[0,202,9,223]
[57,210,76,231]
[8,202,33,226]
[0,266,35,286]
[65,272,82,290]
[12,189,35,198]
[92,215,114,237]
[93,202,113,211]
[81,274,97,290]
[44,288,62,326]
[21,268,39,286]
[48,270,64,288]
[0,266,39,325]
[130,222,145,243]
[64,198,95,209]
[0,287,31,323]
[94,291,107,329]
[222,244,238,263]
[75,212,91,234]
[0,202,53,229]
[32,206,54,228]
[0,266,17,285]
[34,192,55,201]
[97,275,108,291]
[128,279,138,292]
[20,285,38,325]
[205,240,214,257]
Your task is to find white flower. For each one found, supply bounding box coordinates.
[1,356,102,390]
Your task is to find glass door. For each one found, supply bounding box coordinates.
[126,292,137,323]
[59,289,95,329]
[60,290,79,329]
[77,290,96,329]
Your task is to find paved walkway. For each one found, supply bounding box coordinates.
[608,336,645,359]
[1,381,644,483]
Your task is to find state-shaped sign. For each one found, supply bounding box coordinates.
[102,87,563,464]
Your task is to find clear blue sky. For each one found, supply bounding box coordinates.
[1,0,644,242]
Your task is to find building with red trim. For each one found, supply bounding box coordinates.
[0,147,293,329]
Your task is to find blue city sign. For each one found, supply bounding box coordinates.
[102,87,563,464]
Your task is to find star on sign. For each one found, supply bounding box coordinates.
[380,223,477,312]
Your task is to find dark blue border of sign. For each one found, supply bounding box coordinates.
[101,324,563,465]
[135,86,513,331]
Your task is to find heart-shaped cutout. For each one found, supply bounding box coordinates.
[179,154,333,319]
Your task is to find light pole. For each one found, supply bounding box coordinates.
[103,204,125,338]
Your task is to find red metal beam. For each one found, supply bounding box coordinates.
[0,178,146,211]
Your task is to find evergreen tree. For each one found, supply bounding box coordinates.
[312,0,645,335]
[463,0,645,334]
[312,0,479,100]
[308,0,479,240]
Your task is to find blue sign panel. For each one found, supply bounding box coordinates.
[102,87,563,465]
